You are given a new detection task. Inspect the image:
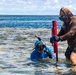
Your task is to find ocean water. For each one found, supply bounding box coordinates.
[0,15,75,75]
[0,15,62,29]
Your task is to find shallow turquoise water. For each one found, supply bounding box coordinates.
[0,28,75,75]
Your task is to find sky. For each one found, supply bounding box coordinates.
[0,0,76,15]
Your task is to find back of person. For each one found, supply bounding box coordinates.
[30,40,55,62]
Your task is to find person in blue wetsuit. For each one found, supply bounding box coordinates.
[30,40,55,62]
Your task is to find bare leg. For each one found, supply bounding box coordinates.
[70,52,76,71]
[70,52,76,65]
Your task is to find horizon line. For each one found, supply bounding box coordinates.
[0,14,59,16]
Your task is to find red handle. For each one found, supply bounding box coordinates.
[52,21,58,53]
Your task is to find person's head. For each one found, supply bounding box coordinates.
[36,43,45,54]
[59,7,73,23]
[34,40,45,54]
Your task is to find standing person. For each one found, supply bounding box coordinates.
[50,7,76,70]
[30,40,55,62]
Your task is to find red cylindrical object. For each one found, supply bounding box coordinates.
[52,21,58,53]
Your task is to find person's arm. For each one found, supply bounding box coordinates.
[44,50,52,58]
[50,25,65,43]
[60,21,76,41]
[45,46,55,59]
[58,26,65,36]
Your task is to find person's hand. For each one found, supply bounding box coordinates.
[50,36,60,43]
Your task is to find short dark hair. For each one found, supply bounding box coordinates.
[36,43,45,51]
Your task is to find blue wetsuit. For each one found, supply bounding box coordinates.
[30,40,55,61]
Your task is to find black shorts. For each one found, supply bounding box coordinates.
[65,46,76,59]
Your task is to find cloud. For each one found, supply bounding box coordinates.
[0,0,76,15]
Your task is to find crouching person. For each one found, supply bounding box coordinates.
[30,40,55,62]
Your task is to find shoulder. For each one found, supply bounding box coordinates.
[45,46,53,51]
[31,49,37,56]
[30,49,38,60]
[30,50,39,62]
[46,46,52,49]
[69,16,76,29]
[70,16,76,24]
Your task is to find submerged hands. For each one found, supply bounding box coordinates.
[50,36,60,43]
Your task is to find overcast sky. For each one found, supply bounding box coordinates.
[0,0,76,15]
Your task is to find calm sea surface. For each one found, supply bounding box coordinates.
[0,15,62,28]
